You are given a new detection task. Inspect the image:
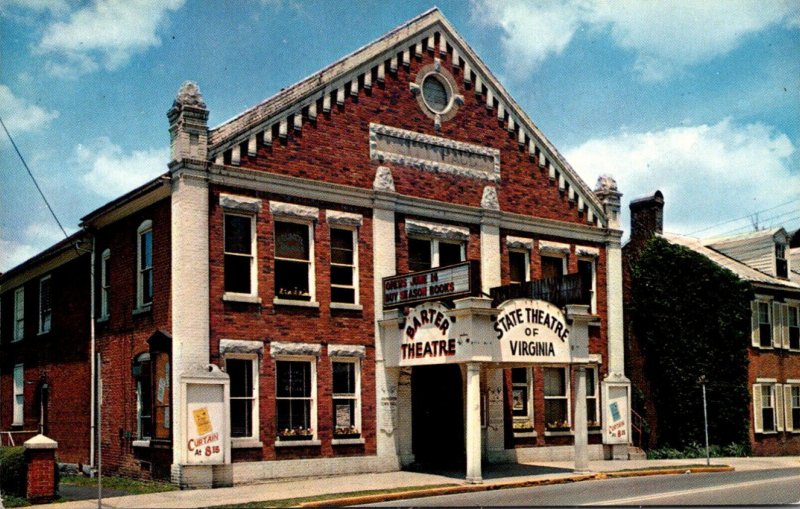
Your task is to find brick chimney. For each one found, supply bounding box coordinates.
[629,190,664,251]
[167,81,209,162]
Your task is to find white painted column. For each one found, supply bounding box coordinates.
[573,366,589,473]
[170,168,210,467]
[606,241,625,376]
[480,208,503,462]
[465,362,483,483]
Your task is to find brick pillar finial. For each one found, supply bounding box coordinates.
[167,81,210,163]
[594,174,623,230]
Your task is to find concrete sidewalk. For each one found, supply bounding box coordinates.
[37,456,800,509]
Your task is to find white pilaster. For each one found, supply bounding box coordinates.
[170,168,210,465]
[465,362,482,483]
[573,366,589,473]
[606,243,625,376]
[485,367,505,460]
[480,214,501,295]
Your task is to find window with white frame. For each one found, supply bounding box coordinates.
[577,257,596,313]
[776,243,788,278]
[509,250,529,286]
[541,255,566,279]
[754,383,777,433]
[544,367,570,430]
[789,385,799,433]
[226,355,259,439]
[408,237,465,272]
[276,359,316,439]
[13,287,24,342]
[100,249,110,320]
[332,359,361,437]
[13,364,24,425]
[137,220,153,308]
[330,228,358,305]
[755,300,772,348]
[134,353,152,439]
[39,275,51,334]
[274,221,314,301]
[511,367,533,432]
[224,213,256,295]
[787,304,799,351]
[586,366,599,427]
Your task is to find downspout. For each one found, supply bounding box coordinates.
[88,233,96,469]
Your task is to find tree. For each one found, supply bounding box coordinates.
[631,237,751,449]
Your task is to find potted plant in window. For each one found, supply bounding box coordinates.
[588,420,601,431]
[333,425,361,439]
[277,427,314,441]
[545,420,571,432]
[513,421,534,434]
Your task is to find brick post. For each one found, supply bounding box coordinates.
[23,434,58,503]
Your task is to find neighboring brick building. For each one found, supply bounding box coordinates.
[624,192,800,455]
[1,9,632,485]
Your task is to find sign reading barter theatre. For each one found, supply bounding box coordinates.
[399,301,460,365]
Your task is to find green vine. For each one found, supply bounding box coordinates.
[631,237,751,449]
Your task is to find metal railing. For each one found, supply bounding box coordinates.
[631,408,644,449]
[490,272,591,308]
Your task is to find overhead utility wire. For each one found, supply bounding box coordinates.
[0,115,69,240]
[684,198,800,236]
[712,210,800,238]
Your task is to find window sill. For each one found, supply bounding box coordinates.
[756,431,778,435]
[223,293,262,304]
[231,439,263,449]
[133,305,152,316]
[332,437,365,445]
[10,338,22,343]
[132,440,150,448]
[513,431,537,438]
[37,330,51,336]
[275,439,321,448]
[330,303,363,311]
[96,316,109,324]
[273,298,320,309]
[544,430,573,437]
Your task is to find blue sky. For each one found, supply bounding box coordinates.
[1,0,798,271]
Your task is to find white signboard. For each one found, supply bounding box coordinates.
[495,299,571,363]
[605,385,629,444]
[399,302,460,366]
[186,384,225,465]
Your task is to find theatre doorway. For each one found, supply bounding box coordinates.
[411,364,465,467]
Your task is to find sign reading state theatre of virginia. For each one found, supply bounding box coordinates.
[383,261,476,309]
[495,299,571,363]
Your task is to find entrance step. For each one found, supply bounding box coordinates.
[628,446,647,460]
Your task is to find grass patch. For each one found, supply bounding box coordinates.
[214,484,457,508]
[60,474,178,495]
[1,495,31,507]
[612,464,726,472]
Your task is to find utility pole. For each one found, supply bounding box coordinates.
[699,375,710,466]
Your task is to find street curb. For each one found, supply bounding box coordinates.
[298,466,735,507]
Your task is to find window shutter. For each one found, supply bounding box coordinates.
[751,301,760,347]
[752,384,763,433]
[775,384,784,431]
[784,385,794,433]
[772,302,782,348]
[781,303,790,349]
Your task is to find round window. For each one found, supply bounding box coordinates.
[422,74,450,113]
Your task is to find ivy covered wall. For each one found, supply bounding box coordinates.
[630,237,751,449]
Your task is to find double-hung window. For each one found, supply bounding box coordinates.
[100,249,110,320]
[408,238,465,271]
[226,356,258,439]
[39,275,51,334]
[332,359,361,437]
[224,213,256,296]
[754,383,777,433]
[134,353,152,439]
[13,364,24,425]
[789,385,800,433]
[586,366,599,427]
[509,250,529,286]
[274,221,314,302]
[577,257,596,313]
[276,359,316,439]
[330,228,358,305]
[753,300,772,348]
[544,367,570,430]
[511,367,533,432]
[13,287,24,342]
[541,255,566,279]
[137,220,153,308]
[787,304,799,351]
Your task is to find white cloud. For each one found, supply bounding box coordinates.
[0,0,68,15]
[75,137,168,198]
[0,84,59,133]
[37,0,185,78]
[0,236,41,272]
[564,119,800,236]
[472,0,798,81]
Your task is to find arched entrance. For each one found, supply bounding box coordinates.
[411,364,465,467]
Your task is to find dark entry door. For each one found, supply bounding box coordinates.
[411,364,465,467]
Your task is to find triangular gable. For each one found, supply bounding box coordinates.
[208,8,607,227]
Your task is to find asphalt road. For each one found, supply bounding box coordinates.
[365,467,800,506]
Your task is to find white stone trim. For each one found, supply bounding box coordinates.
[332,438,366,445]
[506,236,533,250]
[576,246,600,257]
[220,193,262,213]
[330,302,363,311]
[405,218,469,241]
[369,123,501,182]
[275,439,322,448]
[220,339,264,357]
[756,377,778,383]
[270,341,322,357]
[269,201,318,220]
[328,344,366,358]
[326,210,363,226]
[539,240,570,254]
